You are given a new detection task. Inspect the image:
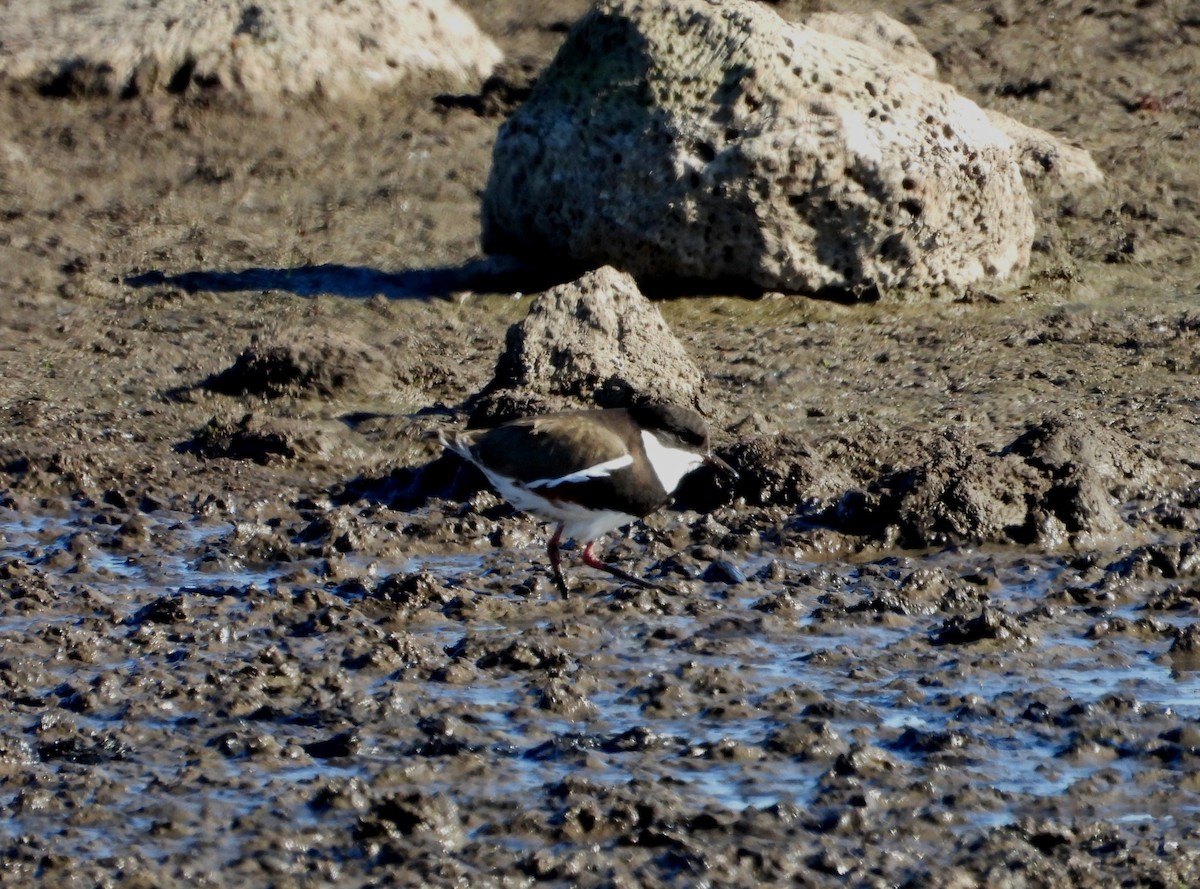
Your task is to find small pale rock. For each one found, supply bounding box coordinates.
[471,266,705,422]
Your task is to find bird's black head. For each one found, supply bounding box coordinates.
[630,403,710,451]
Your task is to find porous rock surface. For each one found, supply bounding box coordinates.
[0,0,502,102]
[469,265,705,424]
[985,111,1105,191]
[482,0,1081,295]
[805,11,1102,192]
[805,10,938,78]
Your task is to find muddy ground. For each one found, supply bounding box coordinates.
[2,0,1200,886]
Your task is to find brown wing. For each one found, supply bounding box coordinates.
[471,413,632,485]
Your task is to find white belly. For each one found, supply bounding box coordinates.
[485,469,634,542]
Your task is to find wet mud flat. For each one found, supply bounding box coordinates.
[5,279,1200,880]
[3,482,1200,887]
[3,0,1200,885]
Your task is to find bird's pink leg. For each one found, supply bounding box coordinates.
[581,540,671,593]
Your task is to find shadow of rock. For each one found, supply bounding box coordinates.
[125,255,584,299]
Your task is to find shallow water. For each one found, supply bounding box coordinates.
[4,503,1199,874]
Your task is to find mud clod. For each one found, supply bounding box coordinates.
[931,606,1029,646]
[203,330,394,400]
[183,414,298,463]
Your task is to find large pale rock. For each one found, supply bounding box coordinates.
[0,0,501,102]
[809,11,1102,193]
[810,11,1102,193]
[806,11,938,79]
[985,112,1104,191]
[469,266,705,425]
[482,0,1046,295]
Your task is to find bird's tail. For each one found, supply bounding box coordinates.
[427,428,475,464]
